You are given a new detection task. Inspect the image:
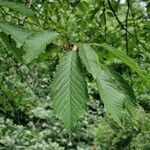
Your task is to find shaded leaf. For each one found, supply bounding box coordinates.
[0,33,23,60]
[23,30,59,64]
[0,21,31,47]
[101,43,148,80]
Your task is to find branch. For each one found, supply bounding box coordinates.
[107,0,150,53]
[107,0,125,29]
[125,0,133,85]
[125,0,129,54]
[103,0,107,35]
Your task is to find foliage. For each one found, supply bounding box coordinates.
[92,111,150,150]
[79,44,137,124]
[0,0,149,149]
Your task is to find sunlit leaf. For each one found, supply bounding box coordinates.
[51,51,88,135]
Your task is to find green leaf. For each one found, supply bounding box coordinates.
[0,21,31,47]
[23,30,59,64]
[78,44,99,78]
[100,43,148,80]
[79,44,137,125]
[51,51,88,134]
[0,33,23,60]
[0,1,35,18]
[96,66,137,125]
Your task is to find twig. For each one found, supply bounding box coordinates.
[19,0,33,26]
[125,0,133,85]
[0,6,20,20]
[103,0,107,35]
[125,0,129,54]
[127,0,141,64]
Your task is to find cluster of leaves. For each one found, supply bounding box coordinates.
[0,0,150,149]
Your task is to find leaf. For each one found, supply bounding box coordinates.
[100,43,148,80]
[23,30,59,64]
[51,51,88,135]
[0,21,31,47]
[96,66,137,125]
[79,44,137,125]
[0,33,23,60]
[78,44,99,78]
[0,1,35,18]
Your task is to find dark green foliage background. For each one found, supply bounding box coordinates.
[0,0,150,149]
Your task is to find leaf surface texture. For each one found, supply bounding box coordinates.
[51,51,88,134]
[79,44,137,124]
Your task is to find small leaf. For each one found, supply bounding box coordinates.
[100,43,148,80]
[0,21,31,47]
[0,1,35,18]
[23,30,59,64]
[51,51,88,135]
